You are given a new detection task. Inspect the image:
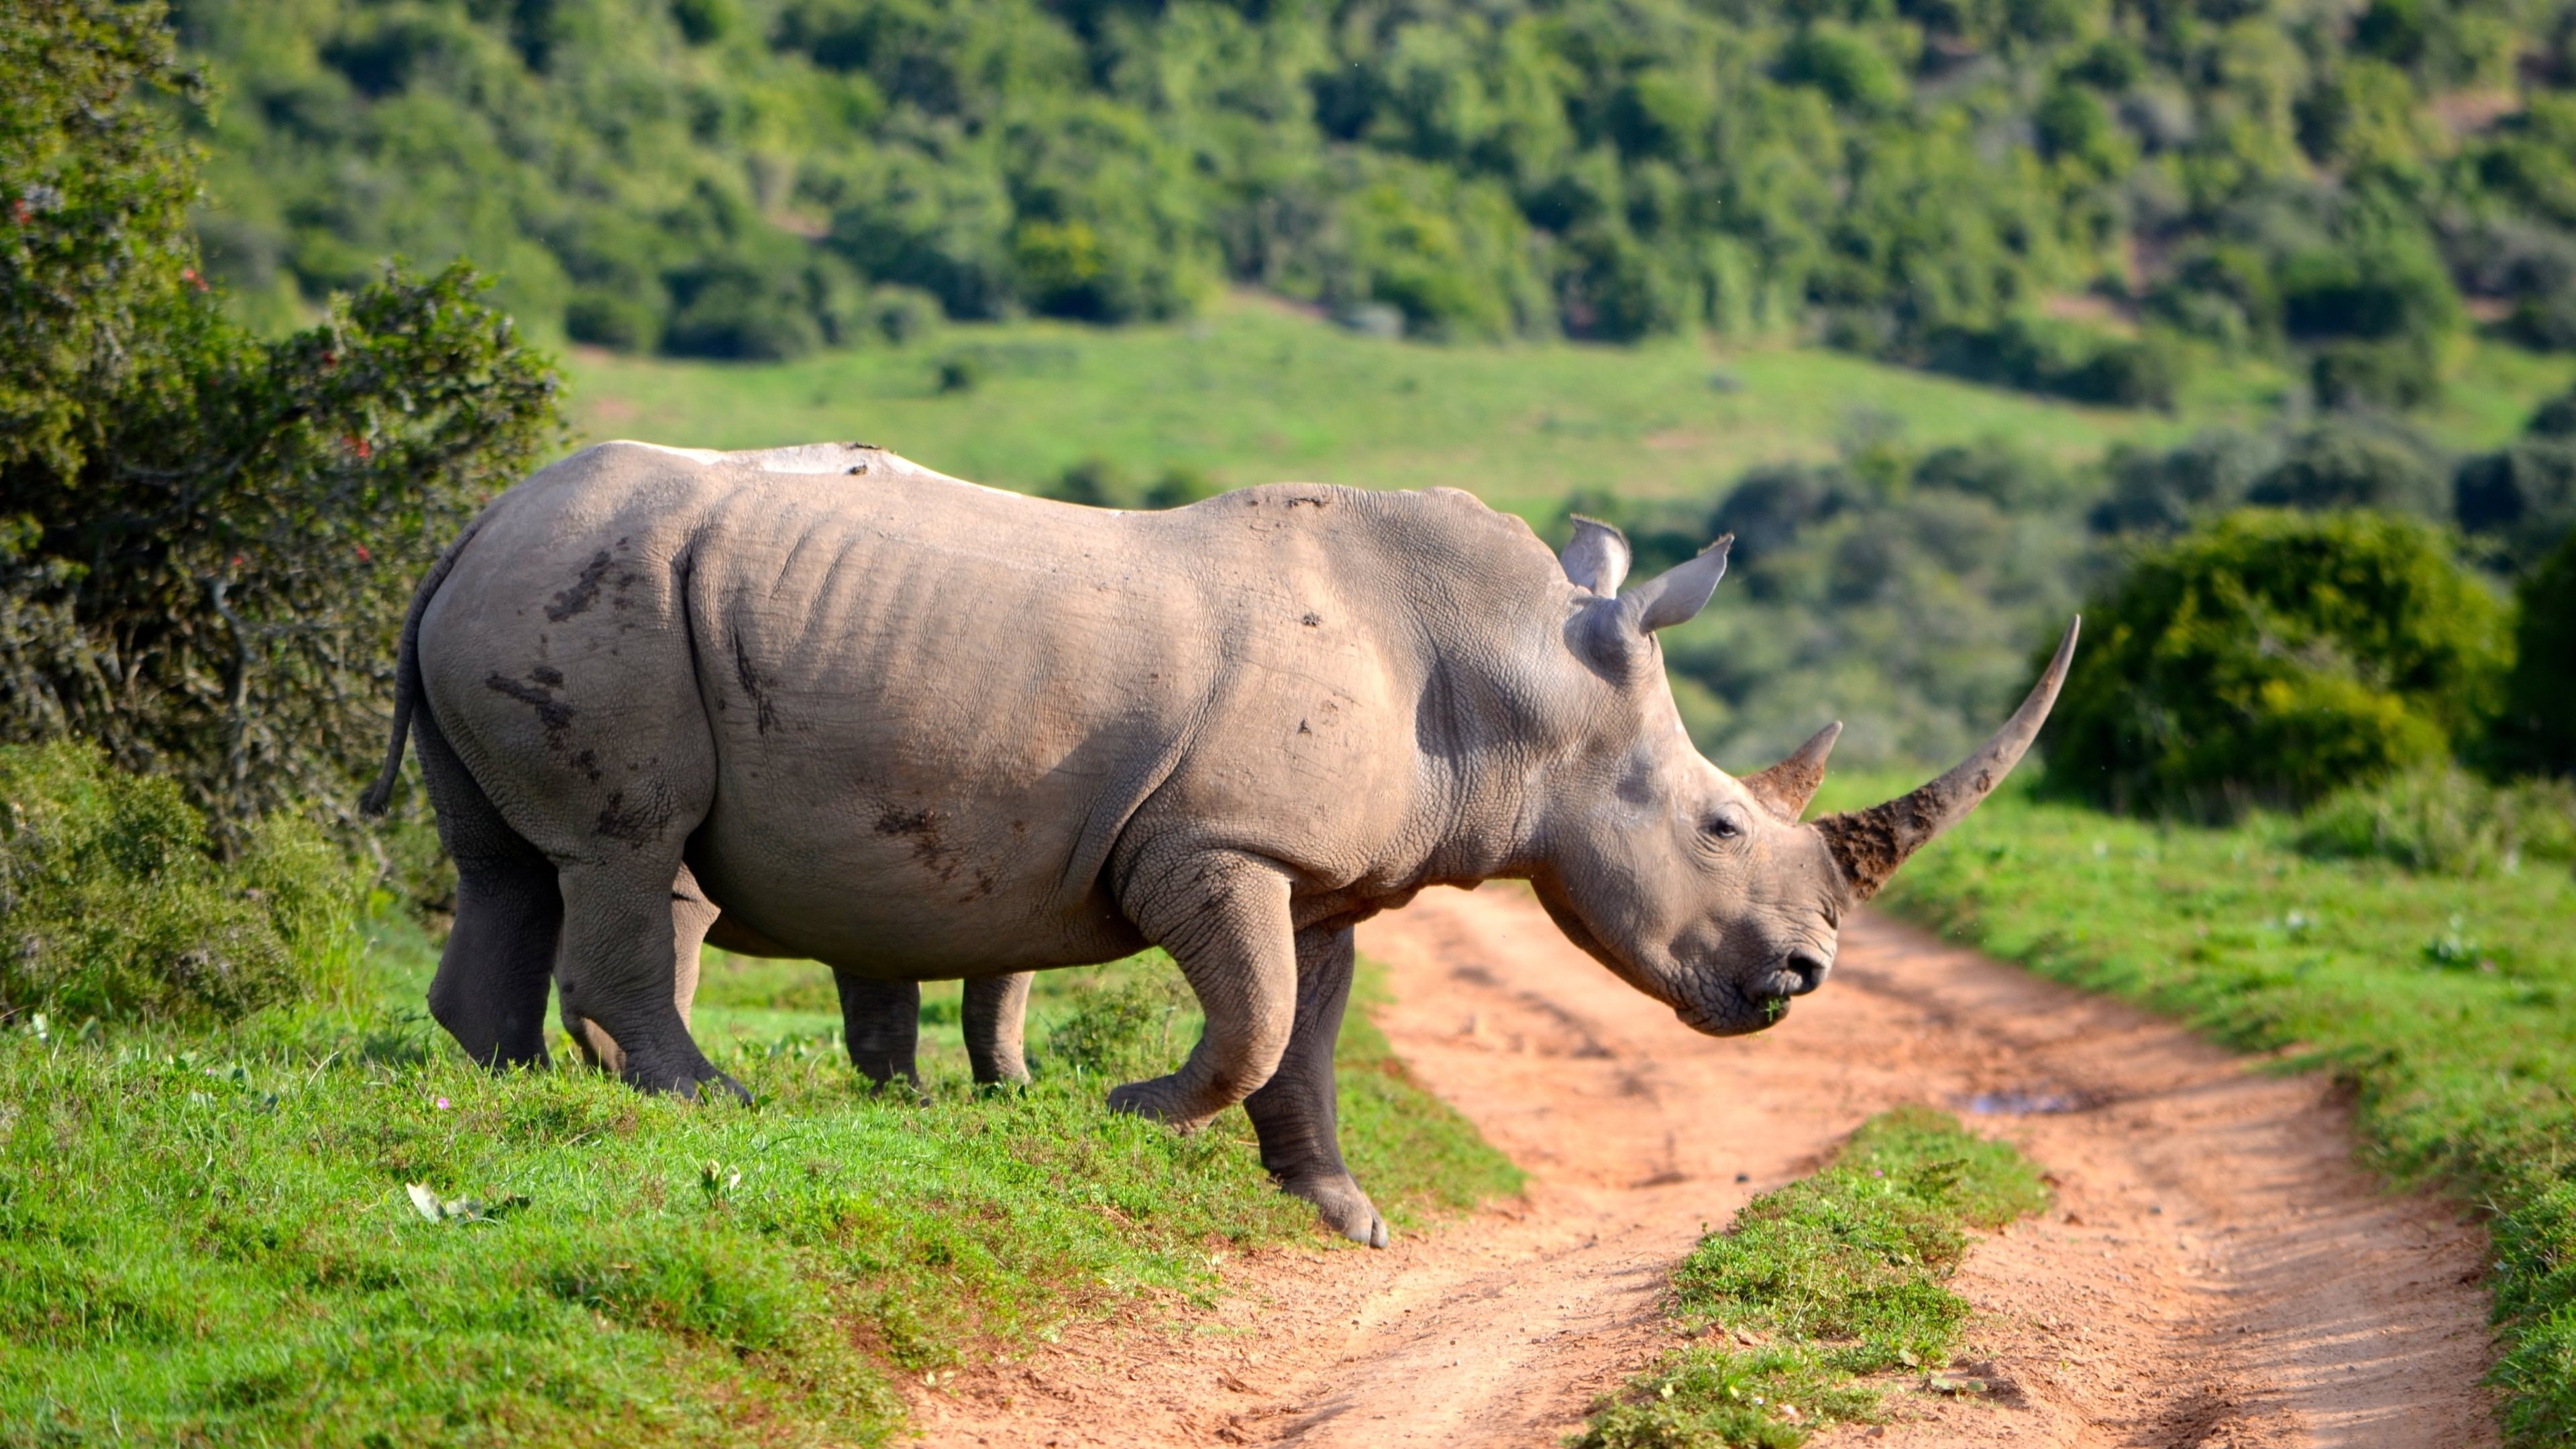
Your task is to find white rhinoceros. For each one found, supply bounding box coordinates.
[364,441,2074,1245]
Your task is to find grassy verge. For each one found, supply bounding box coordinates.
[0,914,1517,1445]
[1574,1106,2049,1449]
[1839,774,2576,1446]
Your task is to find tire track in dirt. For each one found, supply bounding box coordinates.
[905,886,2497,1448]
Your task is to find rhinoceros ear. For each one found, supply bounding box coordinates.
[1620,535,1732,633]
[1560,517,1631,597]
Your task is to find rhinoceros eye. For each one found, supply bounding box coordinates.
[1703,811,1743,841]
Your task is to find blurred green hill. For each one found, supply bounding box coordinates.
[177,0,2576,407]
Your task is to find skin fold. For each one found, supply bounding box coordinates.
[365,443,2073,1245]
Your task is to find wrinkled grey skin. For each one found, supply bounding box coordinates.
[365,441,2075,1246]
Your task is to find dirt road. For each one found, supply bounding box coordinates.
[907,886,2498,1448]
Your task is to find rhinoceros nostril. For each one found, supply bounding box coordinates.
[1783,951,1831,996]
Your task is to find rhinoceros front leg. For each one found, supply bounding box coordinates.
[1243,922,1387,1248]
[963,973,1033,1087]
[835,973,922,1087]
[1110,852,1297,1131]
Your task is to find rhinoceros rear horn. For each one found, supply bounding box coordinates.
[1741,721,1841,822]
[1811,618,2080,901]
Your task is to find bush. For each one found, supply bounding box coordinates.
[2295,765,2576,874]
[1,0,563,835]
[0,743,359,1024]
[2455,389,2576,570]
[2493,526,2576,773]
[1922,317,2179,409]
[1040,968,1191,1080]
[2248,424,2447,517]
[2046,509,2510,815]
[2089,430,2276,535]
[2310,337,2443,410]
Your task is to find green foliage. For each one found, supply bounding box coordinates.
[0,916,1517,1442]
[1,0,564,835]
[0,742,359,1025]
[155,0,2576,395]
[1572,1107,2047,1448]
[2294,765,2576,875]
[2046,508,2509,814]
[1861,776,2576,1447]
[2493,526,2576,773]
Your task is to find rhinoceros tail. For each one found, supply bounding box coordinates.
[360,518,486,818]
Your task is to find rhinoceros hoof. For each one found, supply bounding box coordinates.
[1284,1173,1389,1248]
[1104,1077,1215,1133]
[684,1069,753,1106]
[630,1057,751,1105]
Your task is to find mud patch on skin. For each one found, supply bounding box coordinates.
[546,551,614,623]
[873,805,994,900]
[484,671,576,746]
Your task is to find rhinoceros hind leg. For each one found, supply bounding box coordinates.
[1242,923,1387,1248]
[1108,852,1297,1131]
[963,973,1034,1087]
[417,703,560,1070]
[835,973,922,1087]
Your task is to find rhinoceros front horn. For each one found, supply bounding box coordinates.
[1811,619,2080,902]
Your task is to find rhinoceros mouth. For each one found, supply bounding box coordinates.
[1674,979,1790,1037]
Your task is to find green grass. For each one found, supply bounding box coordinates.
[0,912,1517,1446]
[1838,773,2576,1446]
[564,298,2576,524]
[1573,1106,2049,1449]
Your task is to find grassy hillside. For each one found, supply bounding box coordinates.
[566,298,2575,517]
[1833,771,2576,1444]
[0,910,1517,1446]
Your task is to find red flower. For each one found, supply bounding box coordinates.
[354,543,372,561]
[343,433,372,460]
[182,267,208,292]
[10,201,28,225]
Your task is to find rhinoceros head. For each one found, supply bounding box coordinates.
[1524,518,2078,1036]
